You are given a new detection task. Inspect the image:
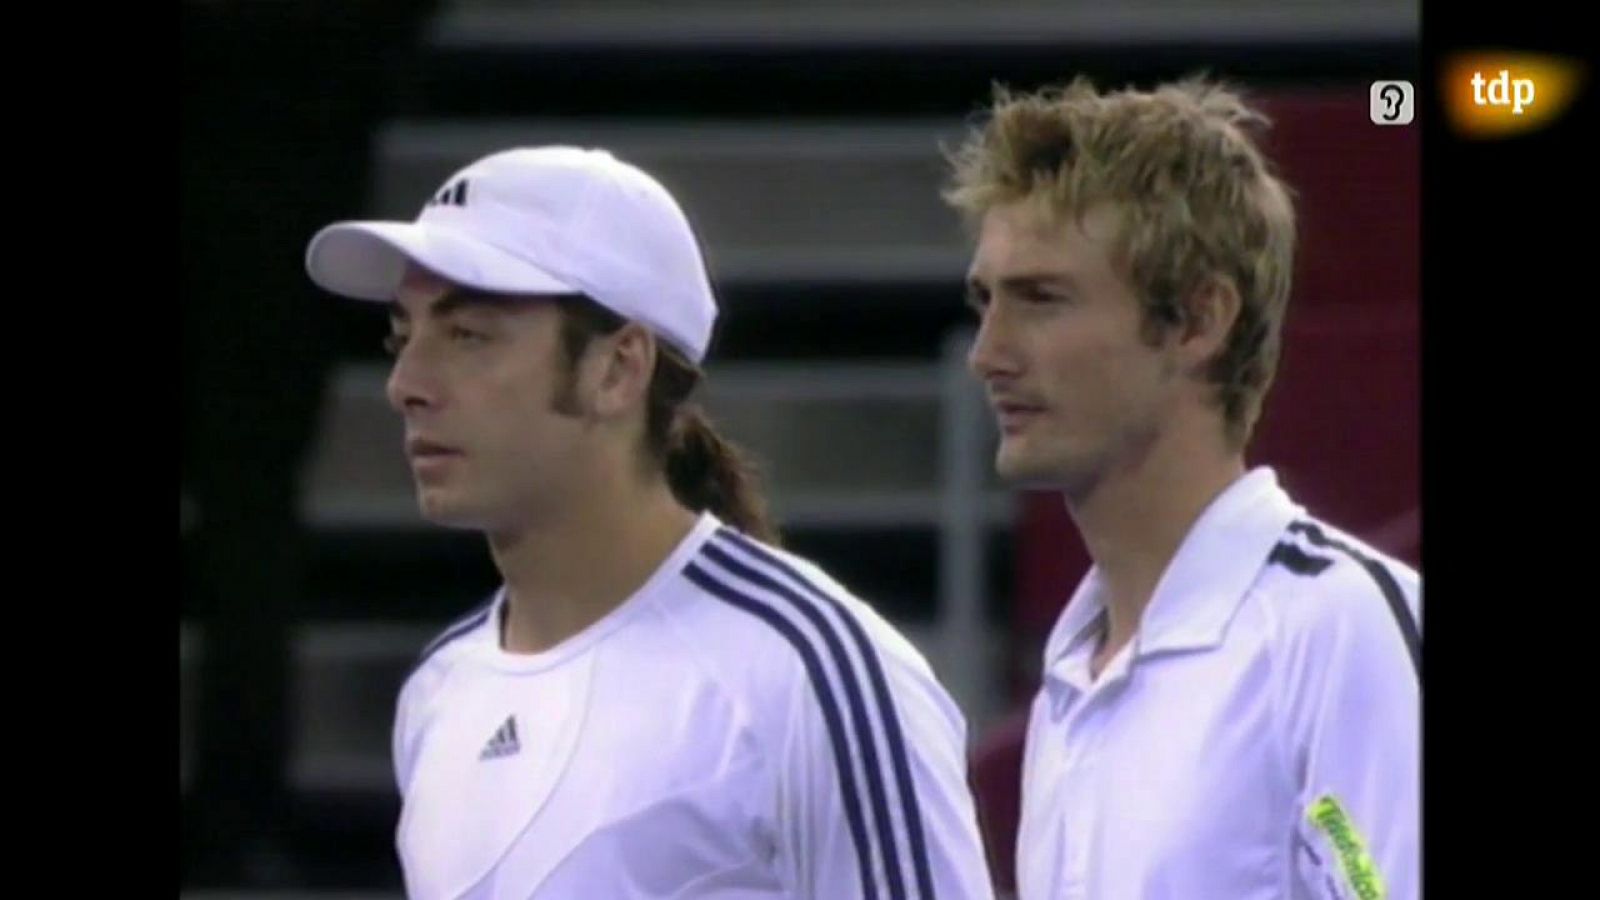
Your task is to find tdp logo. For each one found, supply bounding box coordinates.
[1471,70,1535,114]
[1444,52,1586,139]
[427,179,470,208]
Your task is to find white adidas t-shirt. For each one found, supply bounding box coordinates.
[393,512,996,900]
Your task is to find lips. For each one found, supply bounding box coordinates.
[991,400,1046,434]
[406,438,461,459]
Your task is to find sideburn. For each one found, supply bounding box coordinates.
[548,353,586,417]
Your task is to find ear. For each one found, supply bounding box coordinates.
[1174,275,1242,374]
[589,323,657,419]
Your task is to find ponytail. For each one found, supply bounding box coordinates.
[555,294,781,545]
[663,404,779,544]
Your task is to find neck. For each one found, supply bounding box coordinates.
[489,468,698,654]
[1069,418,1246,664]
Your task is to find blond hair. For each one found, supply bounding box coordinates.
[945,75,1298,445]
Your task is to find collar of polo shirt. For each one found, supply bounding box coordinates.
[1045,468,1300,668]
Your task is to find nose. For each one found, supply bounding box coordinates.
[968,301,1020,385]
[385,339,439,414]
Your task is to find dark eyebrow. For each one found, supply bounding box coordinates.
[388,288,573,325]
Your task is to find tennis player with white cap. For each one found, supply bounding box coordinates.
[305,146,995,900]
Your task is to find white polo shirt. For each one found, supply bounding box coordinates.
[1017,468,1420,900]
[393,512,995,900]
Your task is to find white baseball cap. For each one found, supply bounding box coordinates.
[305,146,718,363]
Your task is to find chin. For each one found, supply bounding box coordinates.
[416,490,490,530]
[995,439,1090,492]
[995,441,1054,486]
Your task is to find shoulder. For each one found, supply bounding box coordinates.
[1253,516,1421,687]
[397,595,498,713]
[670,526,962,742]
